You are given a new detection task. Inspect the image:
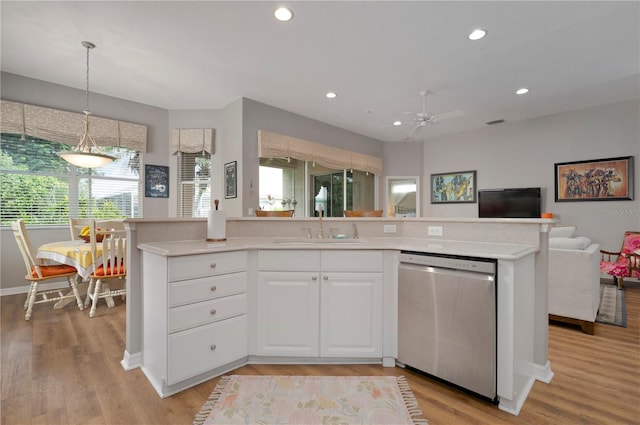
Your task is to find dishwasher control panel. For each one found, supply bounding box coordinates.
[399,252,496,274]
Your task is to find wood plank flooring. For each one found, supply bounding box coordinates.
[2,281,638,424]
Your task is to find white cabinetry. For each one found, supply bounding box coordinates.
[256,250,383,358]
[141,250,248,397]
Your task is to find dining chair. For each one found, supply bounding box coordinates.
[255,210,294,217]
[600,231,640,289]
[343,210,383,217]
[86,225,127,318]
[11,219,84,320]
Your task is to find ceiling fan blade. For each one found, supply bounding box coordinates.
[407,123,425,139]
[433,109,465,122]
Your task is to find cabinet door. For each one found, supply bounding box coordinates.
[257,271,320,356]
[320,272,383,357]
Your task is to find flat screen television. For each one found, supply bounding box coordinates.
[478,187,541,218]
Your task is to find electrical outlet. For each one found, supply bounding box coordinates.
[248,208,254,216]
[383,224,397,233]
[427,225,444,236]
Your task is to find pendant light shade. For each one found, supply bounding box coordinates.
[57,41,115,168]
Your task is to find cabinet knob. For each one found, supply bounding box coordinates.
[210,286,217,292]
[210,344,216,351]
[210,263,217,269]
[311,276,317,281]
[210,309,217,315]
[323,275,329,280]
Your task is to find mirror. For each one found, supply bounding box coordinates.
[386,176,419,217]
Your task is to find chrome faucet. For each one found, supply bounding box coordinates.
[317,205,324,239]
[352,223,359,239]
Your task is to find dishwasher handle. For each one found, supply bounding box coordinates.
[399,261,495,281]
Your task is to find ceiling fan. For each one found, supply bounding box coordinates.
[400,91,465,140]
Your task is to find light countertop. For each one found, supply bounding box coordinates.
[138,237,538,260]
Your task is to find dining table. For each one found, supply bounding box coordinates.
[37,239,101,279]
[36,239,114,309]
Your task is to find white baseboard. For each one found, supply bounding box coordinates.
[121,350,142,370]
[0,280,69,297]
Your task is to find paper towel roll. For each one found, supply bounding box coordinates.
[207,210,226,241]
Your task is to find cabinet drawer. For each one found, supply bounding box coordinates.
[169,293,247,333]
[168,272,247,307]
[168,251,247,282]
[167,315,247,385]
[322,250,383,272]
[258,250,320,271]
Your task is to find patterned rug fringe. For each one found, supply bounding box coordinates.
[193,375,231,425]
[397,375,429,424]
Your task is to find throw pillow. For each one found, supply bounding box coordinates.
[549,226,577,238]
[549,236,592,250]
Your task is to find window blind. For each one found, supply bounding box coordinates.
[0,99,148,151]
[178,152,212,218]
[257,130,382,175]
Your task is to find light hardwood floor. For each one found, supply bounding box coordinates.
[2,281,639,424]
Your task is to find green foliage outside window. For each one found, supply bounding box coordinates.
[1,133,140,225]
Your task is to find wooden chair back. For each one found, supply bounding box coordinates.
[343,210,383,217]
[255,210,294,217]
[11,219,42,278]
[90,227,127,278]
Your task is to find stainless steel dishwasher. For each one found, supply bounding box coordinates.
[397,251,498,402]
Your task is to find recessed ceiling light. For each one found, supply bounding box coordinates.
[516,88,530,95]
[325,92,337,99]
[274,7,293,22]
[393,121,402,126]
[468,29,487,41]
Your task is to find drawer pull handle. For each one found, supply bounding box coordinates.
[323,275,329,280]
[311,276,317,281]
[210,286,217,292]
[210,344,216,351]
[210,263,217,269]
[210,309,217,315]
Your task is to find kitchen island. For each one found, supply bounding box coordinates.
[125,217,553,415]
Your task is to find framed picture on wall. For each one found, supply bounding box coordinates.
[430,170,476,204]
[554,156,634,201]
[144,164,169,198]
[224,161,237,199]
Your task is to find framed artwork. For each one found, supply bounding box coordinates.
[144,164,169,198]
[431,170,476,204]
[224,161,237,199]
[555,156,634,201]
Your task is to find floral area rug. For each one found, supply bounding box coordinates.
[193,375,428,425]
[596,283,627,327]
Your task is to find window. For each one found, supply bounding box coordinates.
[260,159,376,217]
[0,133,142,225]
[178,152,211,217]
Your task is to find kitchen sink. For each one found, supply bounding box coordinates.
[272,238,363,244]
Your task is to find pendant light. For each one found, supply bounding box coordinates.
[57,41,115,168]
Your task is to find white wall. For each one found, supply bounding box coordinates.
[419,99,640,251]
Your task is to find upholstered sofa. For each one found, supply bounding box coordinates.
[548,226,600,334]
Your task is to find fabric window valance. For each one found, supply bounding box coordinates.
[0,99,147,151]
[171,128,215,154]
[257,130,382,175]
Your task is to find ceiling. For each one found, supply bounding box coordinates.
[1,1,638,142]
